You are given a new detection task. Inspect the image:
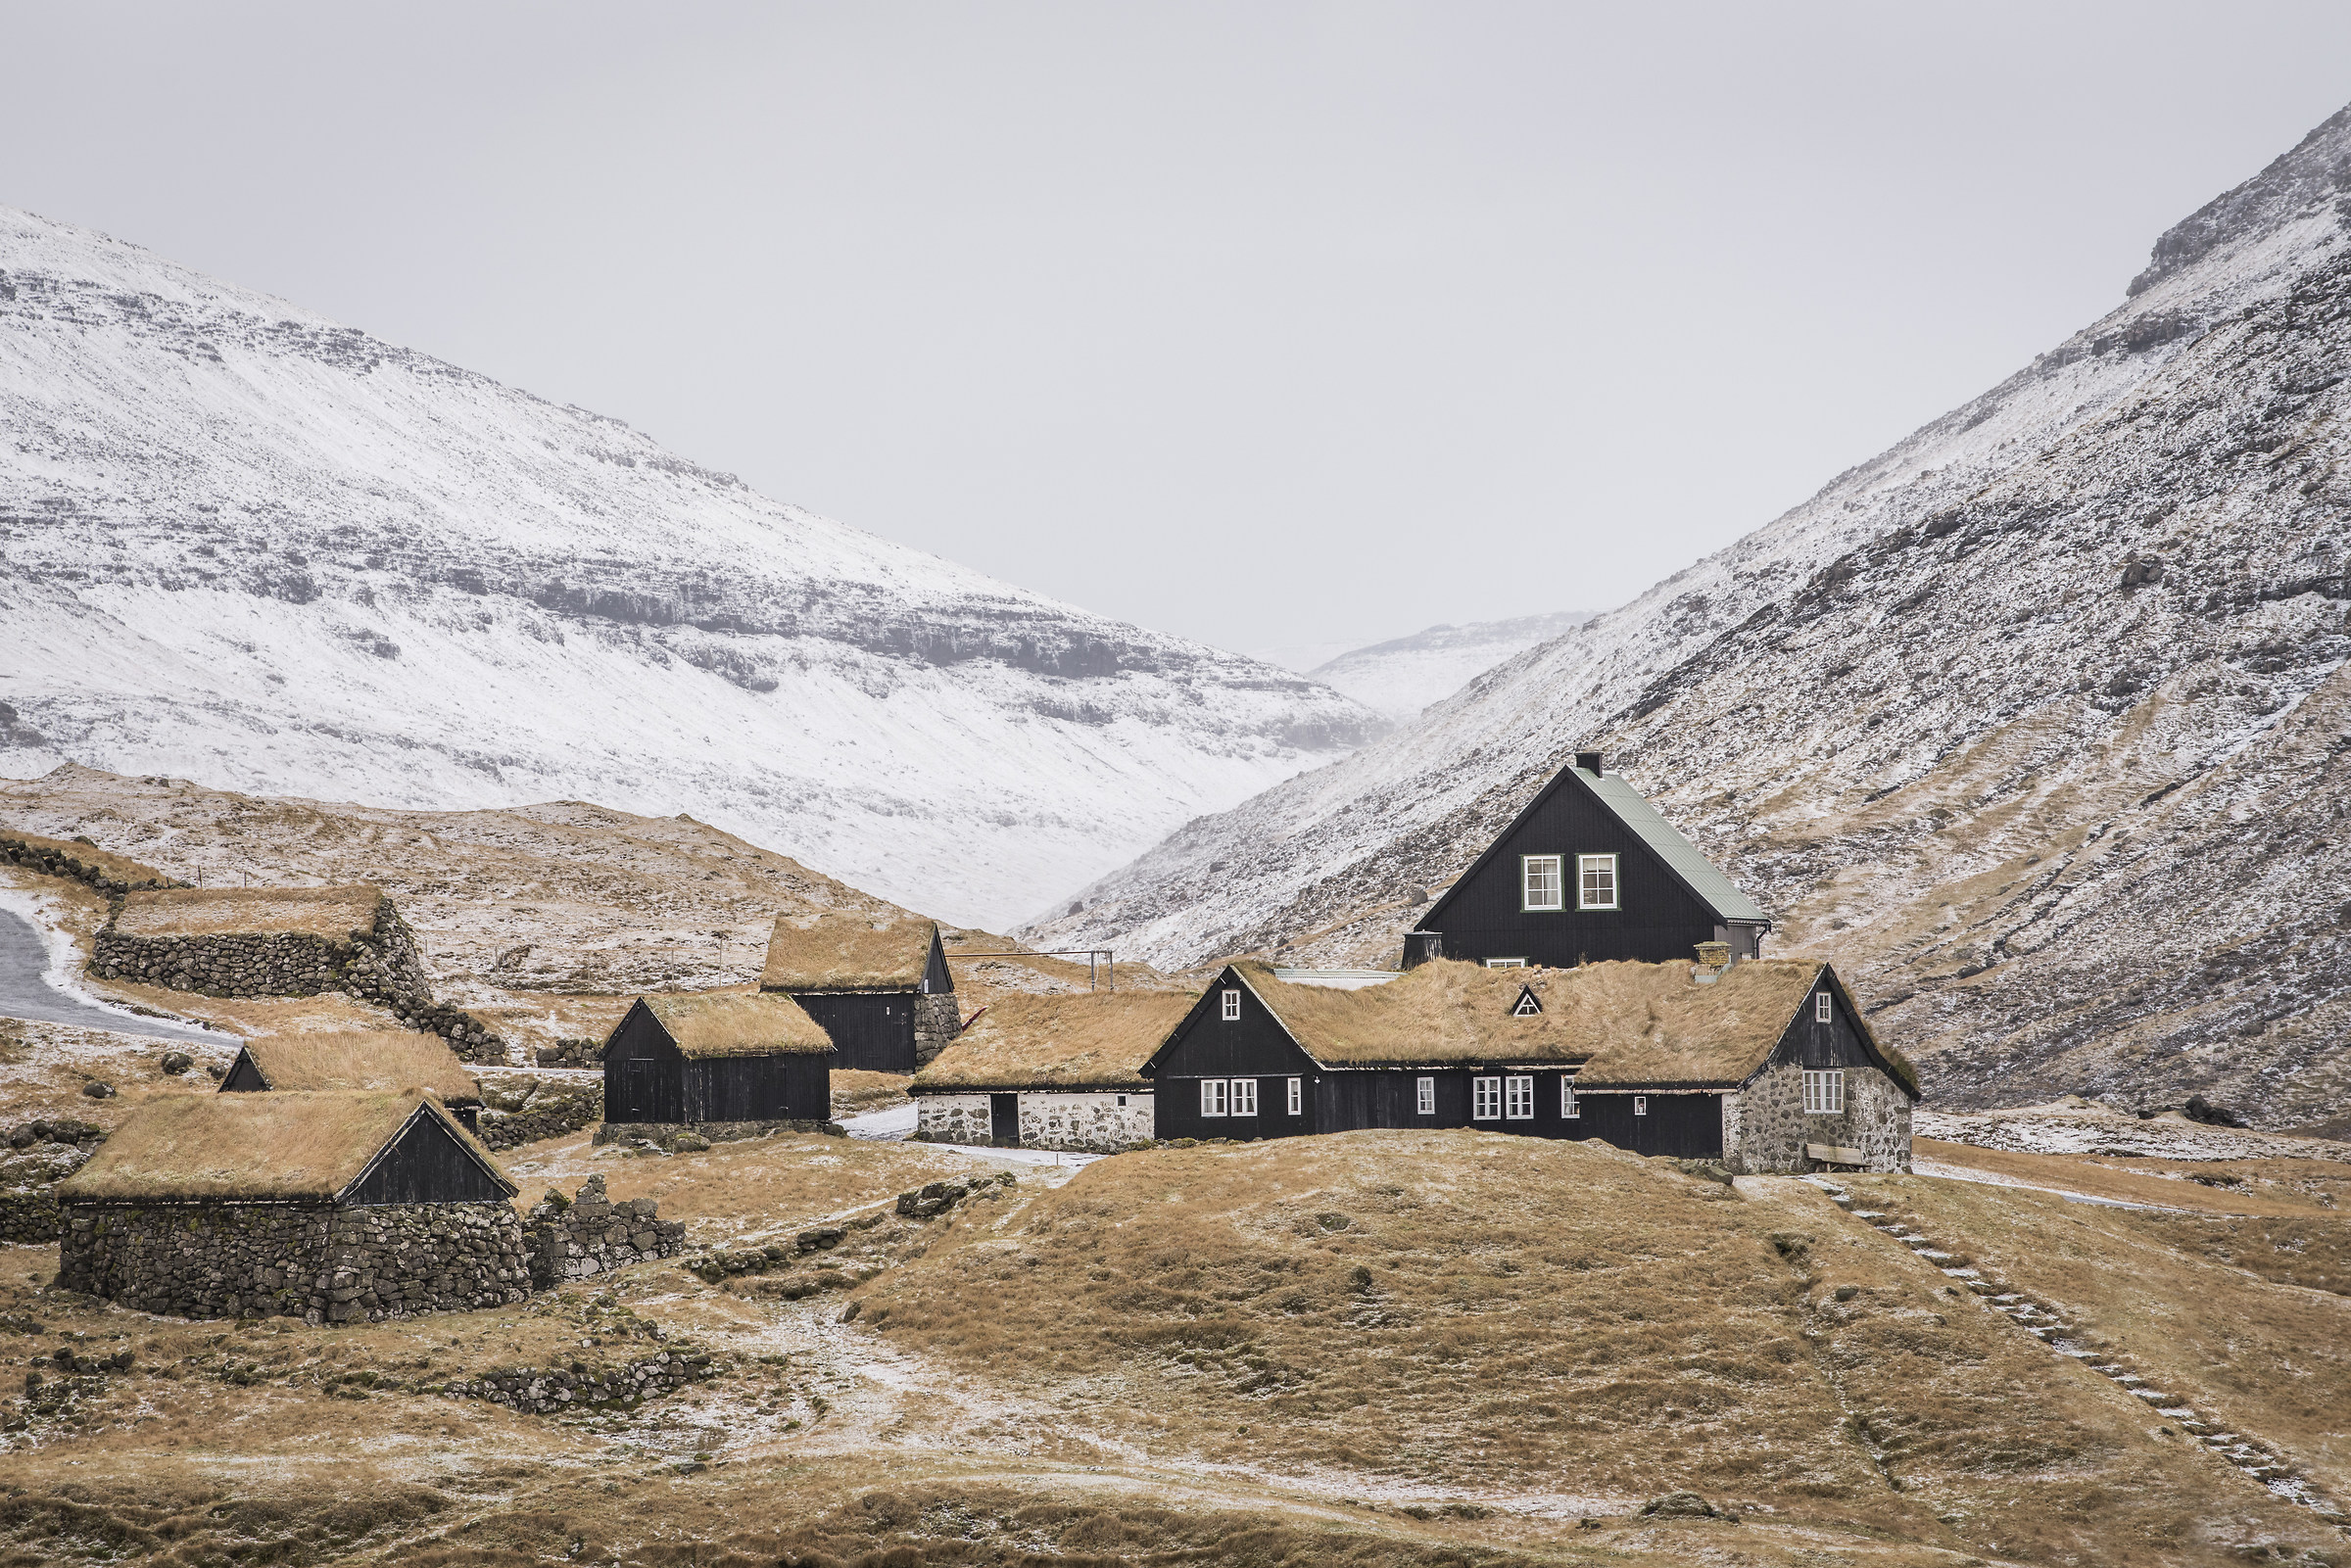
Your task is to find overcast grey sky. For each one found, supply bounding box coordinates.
[5,4,2349,659]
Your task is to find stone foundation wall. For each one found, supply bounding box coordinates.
[913,993,962,1067]
[60,1200,531,1323]
[592,1118,840,1148]
[524,1175,684,1288]
[914,1093,991,1146]
[913,1090,1151,1152]
[1724,1063,1912,1174]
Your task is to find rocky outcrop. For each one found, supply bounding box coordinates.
[895,1170,1016,1220]
[0,1120,105,1245]
[524,1175,683,1288]
[59,1200,531,1323]
[446,1348,713,1415]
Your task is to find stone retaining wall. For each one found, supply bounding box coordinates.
[524,1175,684,1288]
[0,834,183,896]
[534,1037,603,1069]
[446,1348,713,1415]
[592,1118,841,1148]
[60,1200,531,1323]
[912,993,962,1068]
[476,1075,604,1150]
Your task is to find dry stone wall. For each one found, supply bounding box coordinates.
[0,1120,106,1245]
[914,1090,1152,1152]
[0,834,183,896]
[476,1073,603,1150]
[447,1348,713,1415]
[913,993,961,1067]
[524,1175,684,1288]
[60,1200,531,1323]
[1723,1061,1912,1174]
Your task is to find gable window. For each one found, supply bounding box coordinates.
[1521,854,1563,911]
[1504,1075,1533,1119]
[1286,1077,1302,1116]
[1815,991,1832,1023]
[1633,1095,1648,1117]
[1560,1075,1580,1117]
[1415,1076,1436,1116]
[1200,1078,1228,1117]
[1803,1069,1845,1115]
[1231,1078,1259,1117]
[1221,989,1240,1022]
[1577,853,1619,911]
[1511,986,1541,1017]
[1472,1076,1502,1120]
[1486,957,1527,969]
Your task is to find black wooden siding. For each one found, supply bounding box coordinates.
[1768,982,1879,1074]
[601,1000,832,1122]
[923,935,954,995]
[219,1051,267,1092]
[342,1112,509,1206]
[791,992,918,1073]
[1415,772,1725,968]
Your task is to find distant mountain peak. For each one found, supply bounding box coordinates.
[2130,102,2351,297]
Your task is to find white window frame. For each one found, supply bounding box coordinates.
[1221,988,1240,1022]
[1200,1078,1228,1117]
[1633,1095,1648,1117]
[1816,991,1832,1023]
[1415,1075,1435,1116]
[1560,1075,1580,1118]
[1472,1076,1502,1121]
[1231,1077,1258,1117]
[1504,1075,1533,1120]
[1520,854,1564,912]
[1285,1076,1302,1116]
[1577,853,1620,911]
[1485,957,1527,969]
[1803,1069,1845,1116]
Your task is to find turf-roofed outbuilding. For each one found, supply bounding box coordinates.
[600,990,836,1136]
[220,1030,483,1130]
[1141,958,1917,1171]
[910,989,1198,1151]
[56,1090,527,1322]
[759,914,958,1072]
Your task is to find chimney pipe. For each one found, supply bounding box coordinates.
[1574,750,1605,775]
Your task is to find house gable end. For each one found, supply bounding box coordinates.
[338,1106,513,1206]
[219,1048,270,1093]
[1746,965,1916,1098]
[1141,968,1319,1080]
[601,999,679,1065]
[923,930,954,995]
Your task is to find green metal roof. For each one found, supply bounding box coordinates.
[1580,769,1769,924]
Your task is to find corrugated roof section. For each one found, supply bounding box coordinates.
[1582,770,1768,924]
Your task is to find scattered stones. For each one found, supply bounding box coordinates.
[524,1175,683,1289]
[894,1171,1014,1220]
[445,1347,713,1416]
[1641,1491,1737,1521]
[158,1051,194,1076]
[78,1081,114,1100]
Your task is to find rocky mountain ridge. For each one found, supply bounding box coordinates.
[1301,610,1597,723]
[0,208,1381,928]
[1026,104,2351,1130]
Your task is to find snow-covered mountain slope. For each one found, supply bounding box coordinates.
[1303,611,1595,722]
[0,210,1382,930]
[1026,104,2351,1128]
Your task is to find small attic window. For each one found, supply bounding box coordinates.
[1221,989,1240,1022]
[1486,958,1526,969]
[1816,991,1832,1023]
[1511,986,1542,1018]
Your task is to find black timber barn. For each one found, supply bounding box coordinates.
[760,915,960,1073]
[1407,751,1769,971]
[1140,957,1917,1172]
[601,992,835,1127]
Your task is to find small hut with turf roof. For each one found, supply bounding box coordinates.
[599,990,837,1139]
[219,1031,485,1131]
[910,989,1197,1151]
[759,914,958,1072]
[55,1090,526,1322]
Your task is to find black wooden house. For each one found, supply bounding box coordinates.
[1139,957,1917,1172]
[1406,751,1768,970]
[760,915,960,1073]
[601,991,835,1128]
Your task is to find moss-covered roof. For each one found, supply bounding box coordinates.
[644,990,835,1058]
[113,884,383,941]
[913,990,1196,1091]
[760,915,936,992]
[56,1091,512,1203]
[233,1032,479,1103]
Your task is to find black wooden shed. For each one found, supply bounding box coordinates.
[1407,750,1768,970]
[759,915,958,1073]
[600,990,835,1127]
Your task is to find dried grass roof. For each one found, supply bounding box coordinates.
[56,1091,512,1203]
[644,990,834,1058]
[3,832,172,886]
[113,884,383,940]
[233,1032,479,1103]
[760,915,936,992]
[914,990,1198,1091]
[1231,961,1595,1066]
[1550,960,1831,1087]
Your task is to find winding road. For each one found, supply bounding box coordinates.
[0,907,232,1044]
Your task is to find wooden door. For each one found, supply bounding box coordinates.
[989,1092,1020,1146]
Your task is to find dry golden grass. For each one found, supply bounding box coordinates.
[645,988,832,1057]
[111,885,383,941]
[234,1031,478,1103]
[914,988,1196,1090]
[831,1069,912,1117]
[0,832,172,886]
[1916,1137,2341,1216]
[762,914,936,991]
[59,1090,509,1202]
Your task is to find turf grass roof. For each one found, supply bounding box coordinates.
[113,884,385,941]
[760,915,938,992]
[643,990,835,1058]
[913,989,1198,1091]
[229,1032,480,1104]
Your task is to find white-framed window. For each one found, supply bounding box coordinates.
[1521,854,1563,912]
[1472,1076,1502,1120]
[1560,1075,1580,1117]
[1200,1078,1228,1117]
[1815,991,1832,1023]
[1286,1077,1302,1116]
[1485,957,1527,969]
[1221,989,1240,1022]
[1231,1077,1259,1117]
[1803,1069,1845,1115]
[1504,1075,1533,1119]
[1633,1095,1648,1117]
[1415,1076,1435,1116]
[1577,853,1619,910]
